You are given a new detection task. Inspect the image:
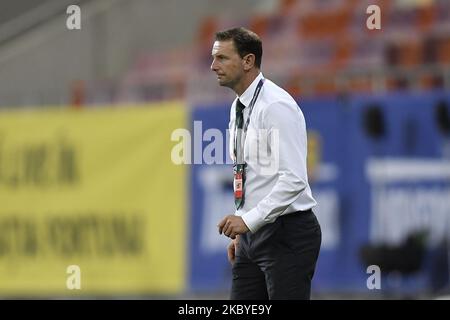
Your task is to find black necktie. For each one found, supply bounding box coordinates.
[235,99,245,162]
[236,99,245,130]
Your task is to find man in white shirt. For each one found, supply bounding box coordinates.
[212,27,321,299]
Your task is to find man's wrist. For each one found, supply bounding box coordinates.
[241,208,265,233]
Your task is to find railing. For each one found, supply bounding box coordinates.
[0,0,87,47]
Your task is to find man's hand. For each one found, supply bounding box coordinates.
[227,236,239,265]
[218,215,249,239]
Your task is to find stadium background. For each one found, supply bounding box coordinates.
[0,0,449,299]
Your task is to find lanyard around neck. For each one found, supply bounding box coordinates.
[234,78,265,164]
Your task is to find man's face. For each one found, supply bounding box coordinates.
[210,40,244,88]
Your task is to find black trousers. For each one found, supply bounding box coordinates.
[231,209,321,300]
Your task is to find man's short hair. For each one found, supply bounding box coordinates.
[215,27,263,69]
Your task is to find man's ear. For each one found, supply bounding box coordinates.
[242,54,255,71]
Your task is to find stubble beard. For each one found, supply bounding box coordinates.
[219,74,240,92]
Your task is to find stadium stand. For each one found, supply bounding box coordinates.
[0,0,449,107]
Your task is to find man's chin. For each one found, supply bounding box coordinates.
[218,79,230,87]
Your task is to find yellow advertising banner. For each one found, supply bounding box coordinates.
[0,103,187,296]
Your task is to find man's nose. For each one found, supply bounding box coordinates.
[210,59,218,72]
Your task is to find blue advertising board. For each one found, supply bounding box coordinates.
[188,92,450,294]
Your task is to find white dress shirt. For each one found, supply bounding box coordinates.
[229,72,317,233]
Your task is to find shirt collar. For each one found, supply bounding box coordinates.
[238,72,264,108]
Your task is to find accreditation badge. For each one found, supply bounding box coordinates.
[233,163,246,209]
